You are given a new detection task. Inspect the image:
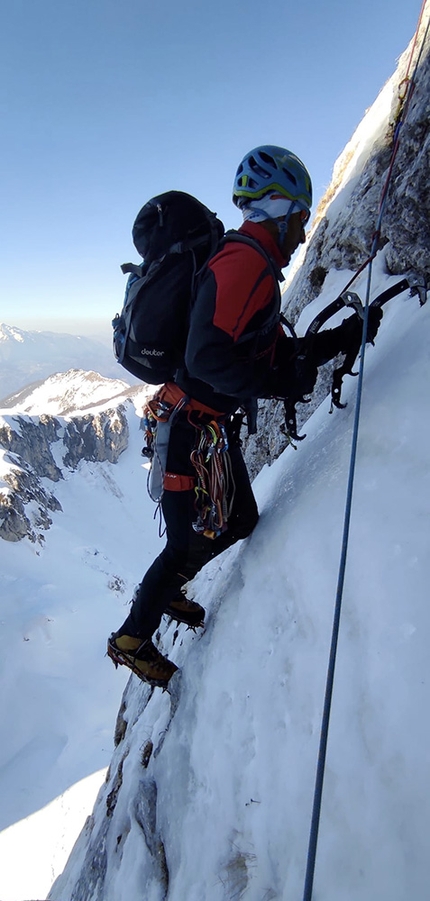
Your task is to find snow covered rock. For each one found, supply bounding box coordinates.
[244,18,430,479]
[0,372,144,542]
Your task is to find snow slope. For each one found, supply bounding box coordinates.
[0,391,164,897]
[48,265,430,901]
[0,264,429,901]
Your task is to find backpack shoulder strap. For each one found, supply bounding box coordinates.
[280,312,299,343]
[223,231,302,349]
[223,229,285,285]
[210,230,283,347]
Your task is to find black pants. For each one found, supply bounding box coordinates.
[117,412,259,640]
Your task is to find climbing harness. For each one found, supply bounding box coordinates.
[301,8,430,900]
[142,387,236,540]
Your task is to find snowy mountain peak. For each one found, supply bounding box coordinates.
[0,323,26,343]
[0,372,152,543]
[1,368,144,416]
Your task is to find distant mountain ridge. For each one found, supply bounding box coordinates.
[0,368,151,543]
[1,368,140,416]
[0,322,137,401]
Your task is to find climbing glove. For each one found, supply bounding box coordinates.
[340,306,383,351]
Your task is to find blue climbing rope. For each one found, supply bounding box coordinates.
[301,251,375,901]
[301,8,429,898]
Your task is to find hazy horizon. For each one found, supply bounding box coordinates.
[3,317,114,347]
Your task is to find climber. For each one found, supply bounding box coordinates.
[107,145,382,687]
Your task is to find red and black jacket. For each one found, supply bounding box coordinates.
[176,221,286,412]
[176,221,354,416]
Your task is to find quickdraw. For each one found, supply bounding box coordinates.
[141,400,169,462]
[190,420,235,539]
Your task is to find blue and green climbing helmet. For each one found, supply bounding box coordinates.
[233,145,312,213]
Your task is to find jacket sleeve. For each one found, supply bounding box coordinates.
[185,243,280,400]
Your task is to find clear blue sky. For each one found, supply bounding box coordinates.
[0,0,421,335]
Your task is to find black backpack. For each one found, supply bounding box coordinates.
[112,191,225,384]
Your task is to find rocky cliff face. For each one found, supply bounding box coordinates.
[50,679,176,901]
[287,36,430,318]
[244,18,430,478]
[0,399,131,543]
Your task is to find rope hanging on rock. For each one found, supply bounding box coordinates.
[301,7,430,900]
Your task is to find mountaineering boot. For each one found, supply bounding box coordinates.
[107,633,178,687]
[164,593,205,628]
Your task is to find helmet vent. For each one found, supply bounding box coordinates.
[259,151,276,166]
[249,156,271,179]
[282,168,297,186]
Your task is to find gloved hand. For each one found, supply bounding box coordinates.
[340,306,383,351]
[364,305,383,343]
[266,335,318,400]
